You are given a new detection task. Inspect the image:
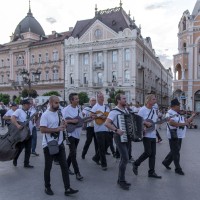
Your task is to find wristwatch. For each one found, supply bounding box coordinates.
[114,129,118,133]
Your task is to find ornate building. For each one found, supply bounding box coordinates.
[64,2,173,106]
[0,4,70,99]
[173,0,200,111]
[0,1,173,106]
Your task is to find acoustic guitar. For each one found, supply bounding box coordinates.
[94,111,109,125]
[144,114,177,133]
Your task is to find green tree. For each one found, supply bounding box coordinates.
[0,93,10,105]
[107,89,124,105]
[43,91,61,96]
[21,88,38,98]
[78,92,89,106]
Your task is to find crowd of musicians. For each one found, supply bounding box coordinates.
[0,92,197,195]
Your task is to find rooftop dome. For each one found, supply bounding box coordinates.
[13,6,45,41]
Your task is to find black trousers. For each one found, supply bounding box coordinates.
[135,137,156,174]
[43,143,70,190]
[67,136,80,174]
[162,138,182,171]
[93,131,109,167]
[14,136,32,165]
[82,127,98,156]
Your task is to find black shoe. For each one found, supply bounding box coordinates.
[54,161,59,165]
[105,152,111,155]
[45,187,54,195]
[81,153,85,159]
[13,159,17,167]
[175,170,185,175]
[32,152,39,156]
[148,172,162,179]
[24,164,34,168]
[102,166,107,171]
[68,168,75,175]
[132,162,138,175]
[76,173,83,181]
[92,157,100,165]
[117,180,131,186]
[162,161,171,170]
[65,188,79,196]
[117,181,129,190]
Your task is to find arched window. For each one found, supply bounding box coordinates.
[112,71,117,82]
[97,72,103,84]
[45,71,49,80]
[124,70,130,82]
[16,55,24,65]
[53,68,59,80]
[183,43,186,52]
[70,73,74,84]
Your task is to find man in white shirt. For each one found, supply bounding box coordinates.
[62,93,84,181]
[11,99,33,168]
[40,95,78,196]
[91,92,110,171]
[81,97,98,159]
[132,94,162,179]
[3,102,18,126]
[162,99,196,175]
[105,93,131,190]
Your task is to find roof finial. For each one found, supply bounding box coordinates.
[120,0,122,8]
[95,4,98,17]
[27,0,33,16]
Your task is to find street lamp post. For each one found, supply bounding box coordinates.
[20,68,41,97]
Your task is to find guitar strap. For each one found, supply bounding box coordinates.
[146,109,154,120]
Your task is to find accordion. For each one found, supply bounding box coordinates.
[117,113,143,143]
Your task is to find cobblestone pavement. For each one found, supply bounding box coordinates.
[0,119,200,200]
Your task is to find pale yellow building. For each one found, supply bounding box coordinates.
[173,0,200,111]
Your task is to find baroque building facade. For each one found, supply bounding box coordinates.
[0,2,173,106]
[173,0,200,111]
[64,3,173,106]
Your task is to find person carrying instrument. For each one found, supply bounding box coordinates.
[11,99,34,168]
[3,102,18,127]
[81,97,98,159]
[40,95,78,196]
[132,94,162,179]
[105,93,131,190]
[62,93,84,181]
[91,92,110,171]
[162,99,196,175]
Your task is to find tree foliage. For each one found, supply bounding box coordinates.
[107,89,125,105]
[43,91,61,96]
[78,92,89,106]
[0,93,10,105]
[21,89,38,98]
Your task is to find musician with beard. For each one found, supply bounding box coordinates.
[62,93,84,181]
[40,95,78,196]
[105,93,131,190]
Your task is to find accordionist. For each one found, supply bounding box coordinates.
[105,93,132,191]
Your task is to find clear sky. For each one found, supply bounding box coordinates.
[0,0,197,68]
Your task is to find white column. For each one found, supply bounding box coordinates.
[89,51,93,87]
[181,69,185,80]
[103,50,107,86]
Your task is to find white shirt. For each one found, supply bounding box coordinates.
[91,103,110,132]
[62,105,83,139]
[4,109,15,117]
[12,108,33,134]
[166,109,186,139]
[107,106,128,128]
[138,106,157,138]
[40,110,64,148]
[29,106,37,133]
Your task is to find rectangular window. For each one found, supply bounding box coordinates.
[83,54,89,65]
[45,71,49,80]
[31,55,35,64]
[125,49,130,61]
[39,54,42,63]
[45,53,49,62]
[53,51,58,62]
[70,55,74,65]
[112,51,117,63]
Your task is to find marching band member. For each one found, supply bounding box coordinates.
[91,92,110,171]
[105,93,131,190]
[62,93,84,181]
[81,97,98,159]
[132,94,162,179]
[162,99,196,175]
[40,95,78,196]
[11,99,33,168]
